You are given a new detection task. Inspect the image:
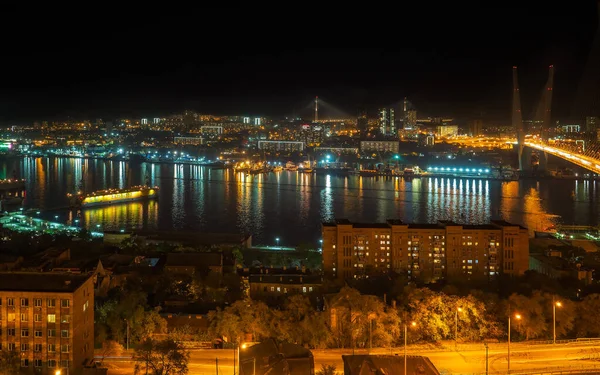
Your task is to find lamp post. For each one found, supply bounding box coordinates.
[404,321,416,375]
[455,306,463,349]
[484,342,489,375]
[124,319,129,351]
[275,237,280,248]
[553,300,562,344]
[508,313,521,374]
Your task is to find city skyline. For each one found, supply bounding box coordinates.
[0,3,598,125]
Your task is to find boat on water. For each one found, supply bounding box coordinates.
[403,168,416,178]
[359,169,378,177]
[68,186,159,208]
[272,166,283,172]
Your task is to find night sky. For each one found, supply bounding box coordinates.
[0,4,598,124]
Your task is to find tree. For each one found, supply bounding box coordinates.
[277,295,330,348]
[316,364,337,375]
[133,338,190,375]
[326,287,398,349]
[99,340,124,365]
[96,281,166,346]
[575,294,600,337]
[208,299,273,343]
[508,292,546,340]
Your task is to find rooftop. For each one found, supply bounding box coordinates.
[323,219,527,230]
[0,273,92,293]
[249,274,322,284]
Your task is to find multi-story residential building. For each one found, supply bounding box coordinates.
[360,140,399,154]
[322,219,529,283]
[248,273,322,304]
[0,273,94,375]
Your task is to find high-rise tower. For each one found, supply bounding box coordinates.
[314,96,319,122]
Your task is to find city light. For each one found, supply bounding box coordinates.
[427,166,489,174]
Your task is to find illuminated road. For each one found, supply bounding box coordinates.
[98,341,600,374]
[524,140,600,174]
[446,136,600,175]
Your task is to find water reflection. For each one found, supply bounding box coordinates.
[3,156,600,244]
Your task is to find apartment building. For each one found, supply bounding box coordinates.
[322,219,529,283]
[0,273,94,375]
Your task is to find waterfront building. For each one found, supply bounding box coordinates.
[360,140,399,154]
[0,273,94,375]
[322,219,529,283]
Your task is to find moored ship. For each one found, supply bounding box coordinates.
[68,186,159,208]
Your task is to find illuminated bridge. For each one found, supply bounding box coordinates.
[523,140,600,175]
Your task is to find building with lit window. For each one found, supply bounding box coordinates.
[436,125,459,138]
[258,140,305,152]
[248,273,322,305]
[174,135,203,146]
[360,140,399,154]
[0,273,95,375]
[322,219,529,283]
[378,108,395,135]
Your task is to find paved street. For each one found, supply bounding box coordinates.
[98,341,600,374]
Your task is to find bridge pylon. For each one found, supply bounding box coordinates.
[512,67,525,170]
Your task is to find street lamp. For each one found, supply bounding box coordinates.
[55,371,61,375]
[553,301,562,344]
[239,343,255,375]
[404,321,416,375]
[455,307,463,349]
[508,313,521,374]
[275,237,280,248]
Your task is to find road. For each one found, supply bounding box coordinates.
[98,341,600,374]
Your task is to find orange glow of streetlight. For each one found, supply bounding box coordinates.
[457,307,463,312]
[556,301,562,307]
[410,321,416,327]
[515,314,522,320]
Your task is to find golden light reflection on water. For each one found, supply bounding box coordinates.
[9,157,599,243]
[82,200,159,231]
[500,181,558,233]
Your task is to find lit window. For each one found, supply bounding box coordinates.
[47,314,56,323]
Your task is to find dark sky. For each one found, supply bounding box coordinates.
[0,3,598,125]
